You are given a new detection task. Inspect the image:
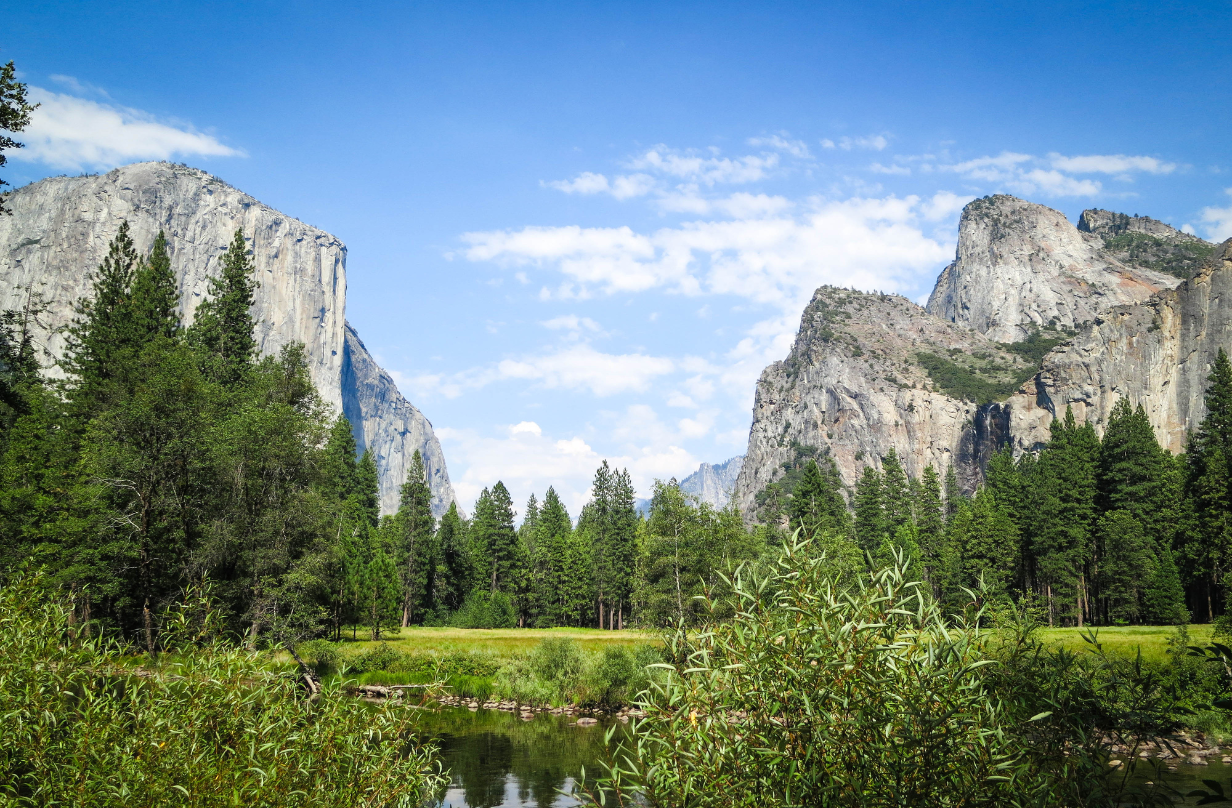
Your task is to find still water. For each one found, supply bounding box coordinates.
[417,707,626,808]
[412,705,1232,807]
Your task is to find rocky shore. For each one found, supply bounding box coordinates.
[352,684,645,722]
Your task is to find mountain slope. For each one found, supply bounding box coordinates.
[0,162,455,515]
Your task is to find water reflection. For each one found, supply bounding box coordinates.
[418,707,624,808]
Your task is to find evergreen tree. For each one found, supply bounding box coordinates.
[535,486,574,626]
[915,465,946,594]
[955,486,1020,604]
[880,449,912,535]
[1097,510,1155,624]
[1031,407,1099,626]
[480,481,518,593]
[787,457,851,540]
[943,463,963,518]
[366,542,402,640]
[321,417,360,505]
[853,466,886,554]
[1184,349,1232,619]
[62,221,141,411]
[189,229,258,387]
[1099,400,1168,532]
[433,503,469,613]
[1144,544,1189,625]
[0,57,36,215]
[396,450,435,625]
[129,231,180,343]
[355,449,381,530]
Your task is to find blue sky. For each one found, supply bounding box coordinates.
[7,1,1232,514]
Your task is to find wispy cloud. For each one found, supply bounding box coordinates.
[1200,189,1232,241]
[16,87,242,171]
[821,134,889,151]
[934,150,1175,197]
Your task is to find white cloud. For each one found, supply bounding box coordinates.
[546,171,611,194]
[921,191,973,222]
[937,150,1179,198]
[497,345,674,396]
[1048,153,1177,175]
[541,314,603,332]
[1017,169,1101,197]
[16,87,241,171]
[465,194,952,310]
[822,134,889,151]
[870,162,910,176]
[627,145,779,185]
[747,134,812,159]
[1200,189,1232,241]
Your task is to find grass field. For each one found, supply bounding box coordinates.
[1035,624,1215,665]
[334,626,659,658]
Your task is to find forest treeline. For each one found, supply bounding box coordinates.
[0,224,760,647]
[763,353,1232,628]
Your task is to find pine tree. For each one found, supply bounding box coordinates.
[536,486,574,626]
[915,465,945,594]
[787,457,852,540]
[957,486,1020,603]
[1097,510,1155,624]
[1184,349,1232,619]
[129,231,180,343]
[607,467,638,629]
[1144,544,1189,625]
[433,502,469,612]
[63,221,141,411]
[943,463,963,518]
[321,417,360,504]
[1099,400,1167,531]
[0,58,37,215]
[189,229,258,387]
[355,449,381,530]
[366,542,402,640]
[880,449,911,535]
[1032,407,1099,626]
[477,481,518,594]
[396,450,435,626]
[853,466,886,554]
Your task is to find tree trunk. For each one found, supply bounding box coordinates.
[143,599,155,655]
[1046,584,1053,627]
[598,597,605,630]
[618,599,624,630]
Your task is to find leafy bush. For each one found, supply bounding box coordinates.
[916,350,1030,403]
[578,539,1185,808]
[450,590,517,628]
[297,638,342,675]
[0,573,444,808]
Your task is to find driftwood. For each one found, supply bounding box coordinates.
[284,643,321,701]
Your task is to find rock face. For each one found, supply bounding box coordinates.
[679,456,744,509]
[731,287,1035,517]
[734,195,1221,523]
[0,162,454,516]
[1006,239,1232,457]
[926,195,1180,342]
[1077,208,1216,279]
[342,324,453,516]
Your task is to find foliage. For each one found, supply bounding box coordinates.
[0,56,37,215]
[0,572,445,808]
[916,350,1033,404]
[578,544,1189,808]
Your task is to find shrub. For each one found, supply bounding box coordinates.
[0,573,444,807]
[297,638,341,675]
[450,590,517,629]
[578,539,1181,808]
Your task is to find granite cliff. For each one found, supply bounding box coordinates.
[0,162,454,516]
[679,456,744,509]
[735,194,1220,522]
[926,195,1179,342]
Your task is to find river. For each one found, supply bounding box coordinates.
[417,707,627,808]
